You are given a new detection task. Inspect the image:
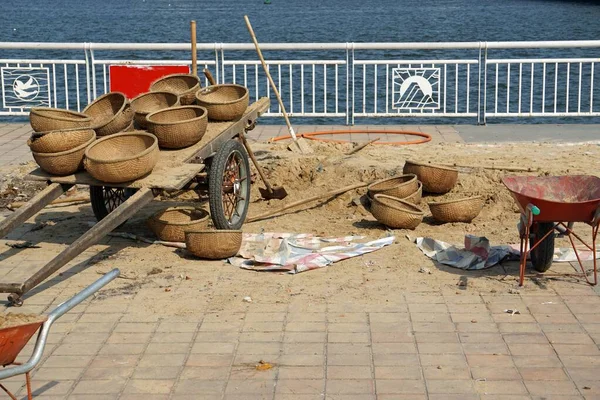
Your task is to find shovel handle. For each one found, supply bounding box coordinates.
[239,131,274,192]
[190,20,197,77]
[244,15,297,142]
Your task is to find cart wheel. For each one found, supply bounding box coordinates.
[8,293,23,307]
[90,186,137,222]
[208,139,251,230]
[531,222,555,272]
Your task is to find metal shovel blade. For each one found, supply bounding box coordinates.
[259,185,288,200]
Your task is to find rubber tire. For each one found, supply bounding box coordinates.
[89,186,137,222]
[530,222,555,272]
[208,140,251,230]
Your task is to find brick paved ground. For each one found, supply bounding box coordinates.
[1,122,600,399]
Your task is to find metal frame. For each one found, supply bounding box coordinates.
[518,204,600,287]
[1,40,599,123]
[0,101,268,305]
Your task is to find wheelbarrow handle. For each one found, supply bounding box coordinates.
[0,269,120,381]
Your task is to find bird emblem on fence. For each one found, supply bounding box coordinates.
[13,76,39,99]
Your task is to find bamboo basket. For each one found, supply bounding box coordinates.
[367,174,418,199]
[371,194,424,229]
[131,91,180,129]
[403,160,458,194]
[146,105,208,149]
[195,84,249,121]
[27,128,95,153]
[150,74,200,105]
[29,108,91,132]
[83,92,134,136]
[32,134,96,176]
[84,131,159,183]
[428,196,484,223]
[147,206,210,242]
[185,230,243,259]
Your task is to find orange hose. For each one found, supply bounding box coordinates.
[270,129,431,145]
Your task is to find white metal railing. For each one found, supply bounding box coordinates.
[1,40,599,124]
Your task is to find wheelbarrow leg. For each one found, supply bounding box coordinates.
[0,183,71,238]
[8,188,154,304]
[0,382,18,400]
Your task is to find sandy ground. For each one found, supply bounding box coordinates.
[1,139,598,315]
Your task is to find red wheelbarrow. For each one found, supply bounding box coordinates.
[503,175,600,286]
[0,269,119,399]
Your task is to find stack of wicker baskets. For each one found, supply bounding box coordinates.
[28,109,96,175]
[365,161,484,227]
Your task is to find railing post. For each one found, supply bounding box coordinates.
[346,43,350,126]
[351,43,355,126]
[83,43,91,105]
[214,43,220,84]
[483,43,488,125]
[477,42,482,125]
[90,48,97,100]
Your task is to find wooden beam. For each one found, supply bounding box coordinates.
[20,188,155,295]
[0,183,70,238]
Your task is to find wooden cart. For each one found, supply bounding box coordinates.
[0,97,269,306]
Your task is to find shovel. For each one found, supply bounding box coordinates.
[244,15,313,154]
[203,68,288,201]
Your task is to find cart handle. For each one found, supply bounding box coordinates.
[0,269,120,380]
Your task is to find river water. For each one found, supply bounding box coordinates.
[1,0,599,124]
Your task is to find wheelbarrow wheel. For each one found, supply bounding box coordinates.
[208,139,251,230]
[531,222,555,272]
[90,186,138,223]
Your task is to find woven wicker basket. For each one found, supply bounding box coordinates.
[29,108,91,133]
[401,181,423,204]
[429,196,484,223]
[83,92,134,136]
[371,194,424,229]
[150,74,200,105]
[403,160,458,194]
[147,206,210,242]
[195,84,249,121]
[367,174,418,199]
[84,131,159,183]
[185,230,243,259]
[146,105,208,149]
[27,127,95,153]
[32,134,96,176]
[131,91,180,129]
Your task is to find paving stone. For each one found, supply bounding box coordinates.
[425,379,476,394]
[225,379,276,395]
[327,343,371,354]
[278,366,325,380]
[71,379,127,394]
[139,353,186,367]
[518,367,570,381]
[123,379,174,394]
[470,366,522,381]
[416,342,463,354]
[414,332,459,343]
[474,380,528,395]
[328,353,372,366]
[275,379,324,394]
[186,354,234,367]
[422,365,471,380]
[513,355,563,368]
[328,332,370,343]
[192,341,237,354]
[81,367,134,380]
[132,366,180,379]
[327,366,373,379]
[376,379,427,394]
[374,366,423,380]
[524,380,580,395]
[145,343,191,354]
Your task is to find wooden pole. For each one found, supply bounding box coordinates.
[244,15,297,142]
[191,20,197,77]
[247,182,370,223]
[346,137,380,155]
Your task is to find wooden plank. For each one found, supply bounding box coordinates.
[0,183,70,238]
[25,97,270,190]
[28,163,204,191]
[20,188,155,296]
